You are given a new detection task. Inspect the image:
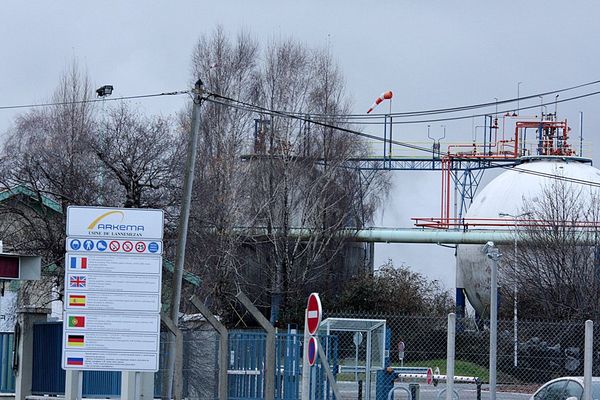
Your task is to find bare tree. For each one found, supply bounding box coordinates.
[186,29,389,325]
[91,102,184,209]
[0,62,98,308]
[499,179,600,320]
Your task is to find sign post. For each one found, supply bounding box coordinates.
[398,340,405,368]
[302,293,322,400]
[62,206,163,398]
[354,332,363,381]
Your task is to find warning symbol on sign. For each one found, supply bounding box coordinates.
[135,242,146,253]
[109,241,120,252]
[122,241,133,252]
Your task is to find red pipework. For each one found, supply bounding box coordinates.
[436,118,575,227]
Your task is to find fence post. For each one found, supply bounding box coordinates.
[14,307,50,400]
[161,313,183,399]
[584,320,593,400]
[236,291,275,400]
[189,296,229,400]
[446,313,455,400]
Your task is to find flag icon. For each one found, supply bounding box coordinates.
[68,295,86,307]
[68,316,85,328]
[69,276,86,288]
[67,334,84,347]
[70,256,87,270]
[67,357,84,366]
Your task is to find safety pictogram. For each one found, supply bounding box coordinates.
[135,242,146,253]
[122,241,133,252]
[109,241,120,252]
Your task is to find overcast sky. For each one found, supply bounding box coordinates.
[3,0,600,290]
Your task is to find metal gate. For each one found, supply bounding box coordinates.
[0,333,14,393]
[31,322,122,397]
[228,330,338,400]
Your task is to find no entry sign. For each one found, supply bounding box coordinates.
[307,336,318,366]
[306,293,322,335]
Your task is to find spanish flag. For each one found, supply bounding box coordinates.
[68,316,85,328]
[67,334,84,347]
[69,295,86,307]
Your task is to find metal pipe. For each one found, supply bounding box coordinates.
[584,320,593,400]
[446,313,456,400]
[216,227,600,245]
[484,243,501,400]
[580,112,584,157]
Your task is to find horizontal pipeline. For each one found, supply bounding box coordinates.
[225,227,515,244]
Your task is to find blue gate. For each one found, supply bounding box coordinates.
[0,333,14,393]
[31,322,122,397]
[228,330,338,400]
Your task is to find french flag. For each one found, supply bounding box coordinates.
[70,256,87,270]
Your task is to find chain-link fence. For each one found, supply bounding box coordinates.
[153,312,600,399]
[327,310,600,393]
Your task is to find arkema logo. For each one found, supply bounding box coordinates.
[87,210,145,237]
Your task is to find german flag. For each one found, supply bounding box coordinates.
[69,295,86,307]
[68,316,85,328]
[67,334,84,347]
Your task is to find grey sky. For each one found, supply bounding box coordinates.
[3,0,600,289]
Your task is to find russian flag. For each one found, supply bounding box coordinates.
[67,357,84,366]
[70,256,87,270]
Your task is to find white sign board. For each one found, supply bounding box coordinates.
[67,206,164,239]
[63,206,164,372]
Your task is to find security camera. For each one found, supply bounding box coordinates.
[482,241,495,254]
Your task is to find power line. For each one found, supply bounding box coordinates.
[208,79,600,120]
[0,90,190,111]
[206,91,600,189]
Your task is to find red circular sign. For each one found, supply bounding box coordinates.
[426,368,433,385]
[307,336,318,366]
[306,293,322,335]
[122,241,133,252]
[109,241,120,252]
[135,242,146,253]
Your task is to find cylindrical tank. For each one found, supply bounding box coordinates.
[456,156,600,315]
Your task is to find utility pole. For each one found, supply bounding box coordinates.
[163,79,204,399]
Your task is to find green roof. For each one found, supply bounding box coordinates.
[163,259,202,286]
[0,185,62,213]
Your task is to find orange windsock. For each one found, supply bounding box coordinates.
[367,91,393,114]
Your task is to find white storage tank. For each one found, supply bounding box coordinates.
[456,156,600,315]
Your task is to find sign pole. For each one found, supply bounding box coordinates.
[301,309,310,400]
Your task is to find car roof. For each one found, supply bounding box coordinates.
[539,377,600,387]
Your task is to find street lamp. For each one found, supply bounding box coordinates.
[498,211,532,368]
[482,241,501,400]
[96,85,114,97]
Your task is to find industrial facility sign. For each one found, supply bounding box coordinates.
[66,206,164,239]
[62,206,163,372]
